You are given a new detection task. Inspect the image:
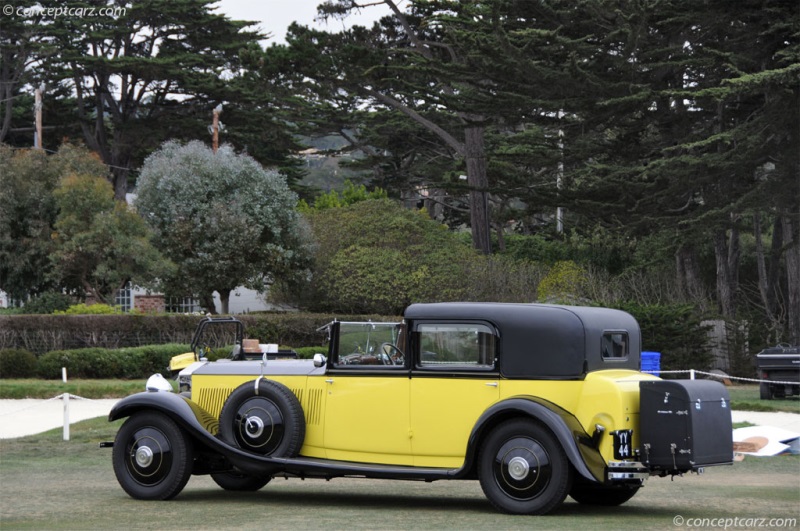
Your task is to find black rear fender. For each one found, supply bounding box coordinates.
[466,397,606,483]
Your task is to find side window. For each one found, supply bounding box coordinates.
[601,331,629,360]
[416,323,496,370]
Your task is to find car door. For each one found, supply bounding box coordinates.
[408,321,500,468]
[322,322,413,465]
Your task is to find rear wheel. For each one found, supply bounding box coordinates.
[478,419,573,515]
[569,482,640,506]
[112,411,193,500]
[760,382,772,400]
[210,471,271,491]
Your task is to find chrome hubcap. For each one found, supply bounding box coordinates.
[135,445,154,468]
[507,456,530,480]
[245,416,265,438]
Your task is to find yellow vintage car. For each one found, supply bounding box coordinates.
[105,303,733,515]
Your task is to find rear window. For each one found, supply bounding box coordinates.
[602,331,629,360]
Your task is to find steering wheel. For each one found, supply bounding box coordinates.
[378,343,405,365]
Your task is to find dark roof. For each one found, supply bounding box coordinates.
[404,303,641,378]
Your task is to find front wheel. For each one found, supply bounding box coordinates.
[478,419,573,515]
[112,411,193,500]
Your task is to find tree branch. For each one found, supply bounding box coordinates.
[363,87,465,156]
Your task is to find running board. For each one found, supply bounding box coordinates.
[261,456,461,481]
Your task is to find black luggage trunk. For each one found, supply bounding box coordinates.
[639,380,733,472]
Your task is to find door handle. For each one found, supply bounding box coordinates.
[485,382,498,387]
[325,379,334,384]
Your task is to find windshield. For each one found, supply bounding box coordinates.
[334,321,406,367]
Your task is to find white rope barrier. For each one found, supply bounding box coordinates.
[643,368,799,386]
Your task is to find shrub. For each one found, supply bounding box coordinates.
[615,302,712,372]
[23,292,73,314]
[54,303,120,315]
[293,346,327,359]
[37,344,190,379]
[0,348,38,378]
[537,261,589,303]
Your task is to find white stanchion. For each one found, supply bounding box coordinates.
[62,367,69,441]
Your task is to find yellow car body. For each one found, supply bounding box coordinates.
[108,302,733,515]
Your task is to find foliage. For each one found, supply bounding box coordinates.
[297,180,387,212]
[0,144,105,299]
[135,140,312,314]
[292,346,327,360]
[14,0,274,198]
[293,199,478,314]
[0,348,38,378]
[458,255,546,303]
[537,261,589,304]
[616,303,713,373]
[54,303,120,315]
[22,292,73,314]
[37,344,190,380]
[50,172,172,304]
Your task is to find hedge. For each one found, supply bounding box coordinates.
[0,348,39,378]
[0,312,395,355]
[36,344,190,379]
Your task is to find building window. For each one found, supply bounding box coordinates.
[114,283,132,312]
[166,296,202,314]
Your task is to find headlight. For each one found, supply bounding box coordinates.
[145,373,174,393]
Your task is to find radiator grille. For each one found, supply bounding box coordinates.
[196,383,321,426]
[196,387,235,419]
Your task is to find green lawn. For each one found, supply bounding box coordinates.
[0,379,173,399]
[1,417,798,530]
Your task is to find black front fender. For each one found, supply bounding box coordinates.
[465,397,606,483]
[109,392,284,476]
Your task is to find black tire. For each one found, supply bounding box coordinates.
[218,379,305,457]
[210,471,272,491]
[112,411,194,500]
[478,418,573,515]
[760,382,772,400]
[569,482,640,506]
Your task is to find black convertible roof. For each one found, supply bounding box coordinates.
[404,302,641,378]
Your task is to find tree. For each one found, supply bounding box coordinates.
[50,170,172,304]
[269,1,507,253]
[37,0,275,199]
[0,143,113,300]
[295,199,478,314]
[135,140,311,314]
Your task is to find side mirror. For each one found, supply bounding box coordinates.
[313,353,327,368]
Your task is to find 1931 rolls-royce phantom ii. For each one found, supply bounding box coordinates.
[104,303,733,515]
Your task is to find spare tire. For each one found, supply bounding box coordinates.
[218,378,305,456]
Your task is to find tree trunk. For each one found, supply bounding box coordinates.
[675,242,702,298]
[464,126,491,255]
[783,213,800,345]
[218,289,231,315]
[713,224,740,319]
[111,166,129,201]
[200,292,217,315]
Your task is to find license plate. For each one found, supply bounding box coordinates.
[612,429,634,459]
